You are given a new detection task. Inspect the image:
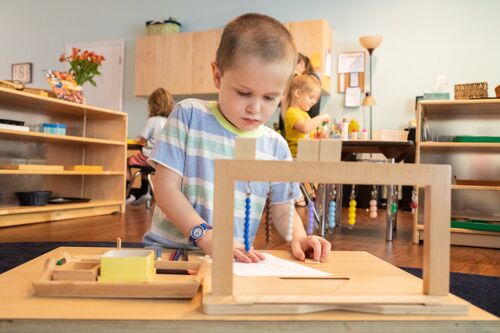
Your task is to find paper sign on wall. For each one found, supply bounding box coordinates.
[338,52,365,74]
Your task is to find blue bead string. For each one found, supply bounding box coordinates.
[328,199,336,232]
[244,184,251,252]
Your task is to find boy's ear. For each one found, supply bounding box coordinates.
[211,62,222,89]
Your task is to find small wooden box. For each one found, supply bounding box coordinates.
[64,165,103,172]
[99,249,155,282]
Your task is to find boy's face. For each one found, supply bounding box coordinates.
[294,86,321,112]
[212,55,292,131]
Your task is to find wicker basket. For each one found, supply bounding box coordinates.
[373,130,409,141]
[146,19,181,35]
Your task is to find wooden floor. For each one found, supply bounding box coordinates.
[0,204,498,277]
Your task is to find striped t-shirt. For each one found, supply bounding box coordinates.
[143,98,300,249]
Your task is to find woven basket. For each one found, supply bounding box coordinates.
[373,130,409,141]
[146,20,181,35]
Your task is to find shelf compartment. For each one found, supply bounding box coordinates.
[0,170,123,175]
[419,142,500,150]
[0,128,125,146]
[415,224,500,248]
[452,184,500,191]
[0,87,125,120]
[0,200,123,228]
[419,99,500,116]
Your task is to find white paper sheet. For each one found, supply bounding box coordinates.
[338,52,365,74]
[345,87,361,107]
[349,72,359,87]
[233,253,332,277]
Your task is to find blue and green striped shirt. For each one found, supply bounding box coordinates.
[144,99,300,249]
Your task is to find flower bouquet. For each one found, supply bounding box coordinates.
[59,48,105,87]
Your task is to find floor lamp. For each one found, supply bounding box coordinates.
[359,35,382,139]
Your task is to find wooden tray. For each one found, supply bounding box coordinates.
[0,164,63,171]
[33,251,209,299]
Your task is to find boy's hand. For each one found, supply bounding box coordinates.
[233,241,266,263]
[290,235,331,262]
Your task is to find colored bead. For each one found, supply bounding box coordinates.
[370,212,377,218]
[369,206,377,212]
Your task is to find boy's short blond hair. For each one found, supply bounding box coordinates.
[215,13,297,75]
[148,87,174,118]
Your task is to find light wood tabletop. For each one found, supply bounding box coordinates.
[0,247,498,333]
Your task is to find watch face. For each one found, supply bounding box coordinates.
[192,226,203,238]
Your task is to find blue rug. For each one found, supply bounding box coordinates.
[0,242,498,317]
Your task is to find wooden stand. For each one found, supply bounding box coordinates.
[203,138,463,315]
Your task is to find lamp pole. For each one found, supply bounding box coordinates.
[368,48,374,140]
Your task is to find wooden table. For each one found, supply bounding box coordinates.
[329,140,415,241]
[0,247,498,333]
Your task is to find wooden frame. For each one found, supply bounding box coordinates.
[12,62,32,83]
[204,138,457,314]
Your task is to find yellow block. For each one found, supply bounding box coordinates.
[98,249,156,282]
[64,165,103,172]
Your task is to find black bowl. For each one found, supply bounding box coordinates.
[15,191,53,206]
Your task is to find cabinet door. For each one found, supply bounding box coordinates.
[160,32,193,95]
[135,35,164,96]
[289,19,332,94]
[135,33,193,96]
[191,29,222,95]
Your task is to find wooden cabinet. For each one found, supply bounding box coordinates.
[289,19,333,93]
[135,19,333,96]
[0,87,127,227]
[414,99,500,248]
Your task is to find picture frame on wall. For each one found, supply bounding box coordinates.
[12,62,33,83]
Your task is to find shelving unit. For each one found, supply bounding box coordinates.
[0,87,127,227]
[414,99,500,248]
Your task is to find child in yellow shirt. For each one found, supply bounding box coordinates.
[284,75,330,157]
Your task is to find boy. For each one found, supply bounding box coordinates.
[144,13,331,263]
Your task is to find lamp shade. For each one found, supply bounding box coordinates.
[359,35,383,51]
[362,93,376,106]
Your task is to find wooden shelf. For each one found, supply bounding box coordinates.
[0,128,125,146]
[0,87,127,227]
[0,200,123,228]
[419,99,500,116]
[0,87,125,119]
[0,200,122,215]
[414,99,499,248]
[419,142,500,149]
[452,184,500,191]
[0,170,123,175]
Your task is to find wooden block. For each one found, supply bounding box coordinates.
[0,164,64,171]
[319,139,342,162]
[297,139,320,161]
[64,165,103,172]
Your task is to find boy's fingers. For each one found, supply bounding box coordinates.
[319,237,331,262]
[233,249,252,263]
[291,241,305,261]
[251,248,266,261]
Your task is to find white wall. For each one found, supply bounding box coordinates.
[1,0,499,136]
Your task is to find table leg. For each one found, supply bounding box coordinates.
[386,158,396,241]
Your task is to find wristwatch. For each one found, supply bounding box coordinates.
[189,223,213,246]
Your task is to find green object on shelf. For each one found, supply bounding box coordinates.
[451,219,500,232]
[453,136,500,143]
